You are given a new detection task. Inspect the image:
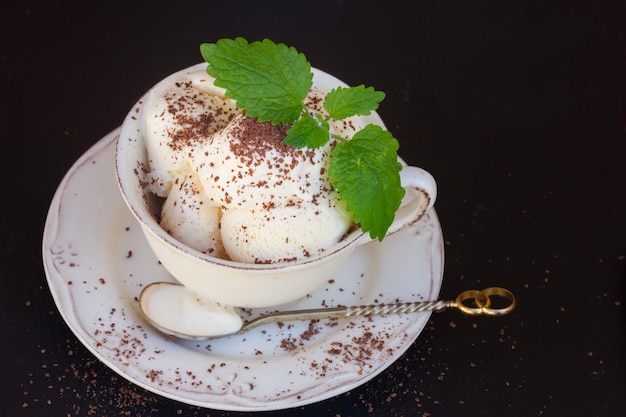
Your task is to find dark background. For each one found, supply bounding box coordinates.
[2,0,625,416]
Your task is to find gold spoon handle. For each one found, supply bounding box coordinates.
[242,287,515,331]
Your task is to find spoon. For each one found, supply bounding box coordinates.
[139,282,516,340]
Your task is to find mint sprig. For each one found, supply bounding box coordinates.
[200,37,405,240]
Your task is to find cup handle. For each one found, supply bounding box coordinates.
[355,165,437,246]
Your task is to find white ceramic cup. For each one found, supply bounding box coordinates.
[115,63,437,308]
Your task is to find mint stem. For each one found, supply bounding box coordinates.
[330,133,348,142]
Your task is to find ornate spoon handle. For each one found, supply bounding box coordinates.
[242,287,515,332]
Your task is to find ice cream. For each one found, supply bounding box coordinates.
[140,68,356,264]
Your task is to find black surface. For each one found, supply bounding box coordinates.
[2,1,625,416]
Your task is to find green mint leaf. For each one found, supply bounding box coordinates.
[199,38,407,241]
[328,124,405,241]
[285,113,330,149]
[323,85,386,120]
[200,37,312,124]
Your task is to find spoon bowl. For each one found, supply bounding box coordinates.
[139,282,243,340]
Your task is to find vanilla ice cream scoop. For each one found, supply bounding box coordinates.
[191,113,336,209]
[220,203,352,263]
[140,69,240,197]
[159,169,227,258]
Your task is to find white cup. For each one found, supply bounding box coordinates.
[115,64,436,308]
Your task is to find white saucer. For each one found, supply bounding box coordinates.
[42,128,444,412]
